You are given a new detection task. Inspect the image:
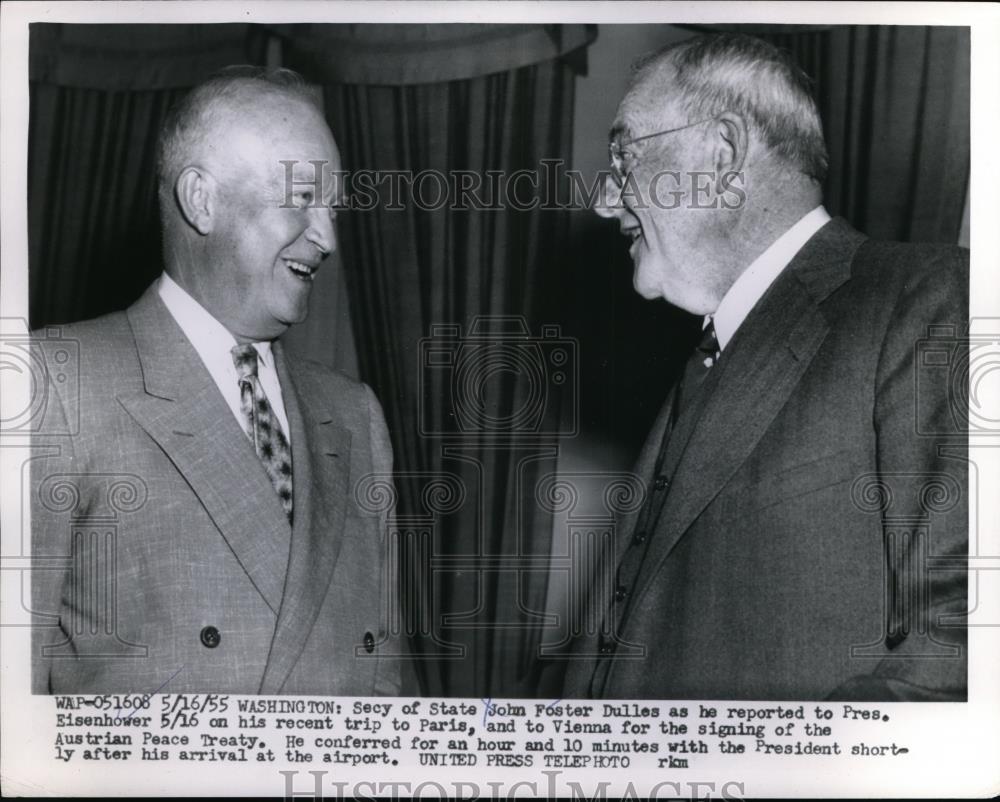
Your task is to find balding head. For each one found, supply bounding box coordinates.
[628,33,828,183]
[600,34,828,313]
[155,66,342,342]
[156,67,322,210]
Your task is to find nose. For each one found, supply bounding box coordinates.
[594,171,625,219]
[305,205,336,257]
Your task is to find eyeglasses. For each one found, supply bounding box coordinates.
[608,115,718,187]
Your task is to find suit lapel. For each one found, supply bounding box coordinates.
[117,287,291,614]
[626,218,866,617]
[258,343,352,694]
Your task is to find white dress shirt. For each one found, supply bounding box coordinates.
[156,273,291,439]
[710,205,831,350]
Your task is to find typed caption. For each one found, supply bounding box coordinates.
[50,695,907,770]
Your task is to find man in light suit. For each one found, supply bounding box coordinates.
[563,34,967,701]
[31,67,403,695]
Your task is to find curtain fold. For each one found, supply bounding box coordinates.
[324,54,578,697]
[28,84,188,327]
[29,23,267,90]
[761,25,969,243]
[280,23,596,86]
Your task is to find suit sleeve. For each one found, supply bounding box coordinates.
[364,384,419,696]
[830,247,969,701]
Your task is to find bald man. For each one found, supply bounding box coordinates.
[31,68,404,695]
[564,34,967,701]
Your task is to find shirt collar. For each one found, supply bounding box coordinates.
[157,272,273,366]
[710,205,831,350]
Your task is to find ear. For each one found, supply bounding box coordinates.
[711,111,749,195]
[174,166,217,235]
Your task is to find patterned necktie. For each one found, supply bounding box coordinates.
[230,343,293,523]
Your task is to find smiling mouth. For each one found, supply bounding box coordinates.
[285,259,319,281]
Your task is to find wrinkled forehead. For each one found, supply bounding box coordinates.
[214,99,342,195]
[240,99,338,162]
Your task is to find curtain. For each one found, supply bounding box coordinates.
[323,53,580,697]
[28,24,267,329]
[280,22,594,86]
[740,25,970,244]
[29,83,185,328]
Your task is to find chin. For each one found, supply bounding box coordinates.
[633,280,661,301]
[279,297,311,326]
[632,263,666,302]
[280,313,308,331]
[664,291,712,316]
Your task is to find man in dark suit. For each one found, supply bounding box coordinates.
[563,34,967,701]
[31,68,404,694]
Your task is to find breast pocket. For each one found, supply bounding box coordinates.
[736,448,870,512]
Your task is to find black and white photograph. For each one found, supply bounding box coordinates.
[1,1,997,798]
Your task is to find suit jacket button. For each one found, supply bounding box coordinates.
[200,626,221,648]
[614,586,627,602]
[654,475,669,491]
[364,632,375,653]
[633,530,647,545]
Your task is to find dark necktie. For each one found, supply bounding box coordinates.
[672,318,722,424]
[643,317,722,518]
[231,343,294,523]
